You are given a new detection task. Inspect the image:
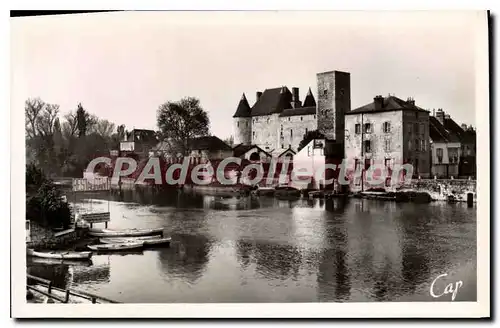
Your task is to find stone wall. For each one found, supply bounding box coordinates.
[279,114,316,152]
[27,222,90,250]
[251,114,280,152]
[397,178,476,202]
[233,117,252,145]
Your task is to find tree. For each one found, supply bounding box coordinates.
[25,98,45,139]
[76,103,88,138]
[157,97,210,155]
[224,136,234,147]
[26,163,72,228]
[297,130,325,152]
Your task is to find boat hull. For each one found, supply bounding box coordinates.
[88,228,164,238]
[100,237,171,246]
[87,242,144,251]
[99,235,162,243]
[26,249,92,260]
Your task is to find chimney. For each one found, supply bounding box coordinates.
[461,123,468,131]
[291,87,301,108]
[374,95,384,110]
[406,97,415,106]
[256,91,262,102]
[435,108,445,125]
[444,113,451,120]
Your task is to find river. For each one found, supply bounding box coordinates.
[27,189,477,303]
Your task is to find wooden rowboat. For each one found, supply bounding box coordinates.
[88,228,164,238]
[27,249,92,260]
[100,237,171,246]
[87,242,144,251]
[99,235,161,243]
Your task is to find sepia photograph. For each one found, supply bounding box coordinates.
[10,10,490,318]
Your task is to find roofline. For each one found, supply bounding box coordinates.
[317,70,350,76]
[345,108,430,115]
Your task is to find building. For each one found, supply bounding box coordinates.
[429,114,461,178]
[232,70,351,156]
[232,144,272,162]
[187,136,233,162]
[434,109,476,178]
[120,129,158,157]
[344,95,431,191]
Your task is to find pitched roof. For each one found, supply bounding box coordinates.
[347,96,430,115]
[232,144,271,157]
[443,118,476,144]
[232,93,252,118]
[250,87,293,116]
[188,136,232,151]
[302,88,316,107]
[277,147,296,157]
[429,116,460,143]
[127,129,157,142]
[280,106,316,117]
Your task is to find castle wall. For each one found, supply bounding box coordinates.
[251,114,280,152]
[279,114,317,152]
[233,117,251,145]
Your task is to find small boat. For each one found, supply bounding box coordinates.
[99,235,162,243]
[27,257,93,267]
[100,237,171,246]
[27,249,92,260]
[87,242,144,251]
[88,228,164,238]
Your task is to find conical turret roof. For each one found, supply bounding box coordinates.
[233,93,252,117]
[302,87,316,107]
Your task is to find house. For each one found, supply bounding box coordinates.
[429,114,461,178]
[187,136,233,162]
[232,70,351,155]
[232,144,272,162]
[344,95,431,191]
[120,129,158,156]
[435,110,476,178]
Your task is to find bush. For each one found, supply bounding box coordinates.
[26,163,72,229]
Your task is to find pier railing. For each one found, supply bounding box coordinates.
[27,274,119,304]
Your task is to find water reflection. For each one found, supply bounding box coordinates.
[57,190,476,303]
[158,234,213,284]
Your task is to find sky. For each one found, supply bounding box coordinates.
[11,11,484,140]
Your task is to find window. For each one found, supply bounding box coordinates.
[384,158,392,169]
[383,122,391,133]
[323,89,328,95]
[363,123,372,133]
[300,117,303,121]
[305,128,308,134]
[282,144,284,149]
[364,140,371,153]
[414,123,419,134]
[314,115,316,119]
[355,159,361,171]
[420,123,425,135]
[448,147,459,164]
[253,131,256,139]
[436,148,443,164]
[288,117,290,121]
[385,139,391,152]
[290,129,293,138]
[415,139,420,151]
[245,122,248,127]
[408,124,413,134]
[355,124,361,134]
[421,139,425,152]
[408,139,412,151]
[364,158,371,171]
[237,122,239,127]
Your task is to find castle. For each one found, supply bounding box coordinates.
[232,70,351,156]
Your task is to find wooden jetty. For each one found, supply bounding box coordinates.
[27,274,119,304]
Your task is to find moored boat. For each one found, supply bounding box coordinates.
[88,228,164,238]
[87,242,144,251]
[27,249,92,260]
[100,237,171,246]
[99,235,162,244]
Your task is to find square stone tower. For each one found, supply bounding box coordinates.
[316,71,351,143]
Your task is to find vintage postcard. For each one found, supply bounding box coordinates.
[11,10,490,318]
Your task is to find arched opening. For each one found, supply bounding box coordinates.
[249,152,260,161]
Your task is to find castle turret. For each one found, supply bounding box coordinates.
[232,93,252,145]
